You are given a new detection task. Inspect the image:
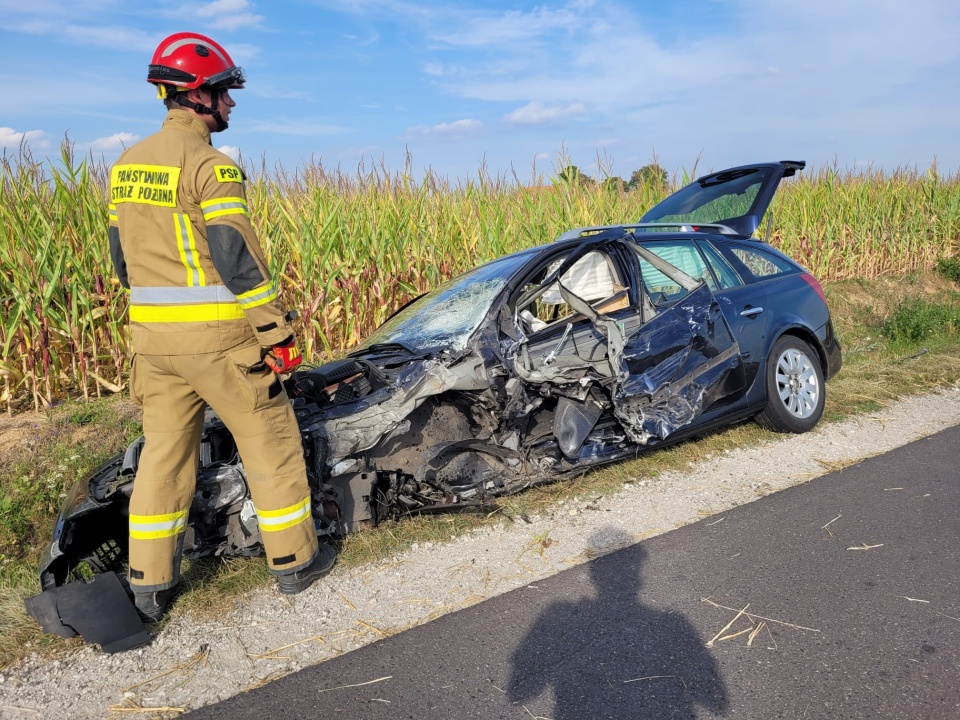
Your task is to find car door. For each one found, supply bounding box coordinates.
[511,241,642,384]
[508,235,745,448]
[612,242,746,444]
[634,237,766,401]
[696,239,769,390]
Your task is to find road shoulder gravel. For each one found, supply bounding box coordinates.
[3,387,960,719]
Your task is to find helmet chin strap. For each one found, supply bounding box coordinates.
[173,89,228,131]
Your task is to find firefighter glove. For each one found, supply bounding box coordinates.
[263,336,302,374]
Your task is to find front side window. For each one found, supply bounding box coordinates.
[628,242,700,308]
[515,250,628,332]
[640,241,716,291]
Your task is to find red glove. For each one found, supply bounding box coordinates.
[263,337,302,374]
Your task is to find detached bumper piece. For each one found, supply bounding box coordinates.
[25,572,150,653]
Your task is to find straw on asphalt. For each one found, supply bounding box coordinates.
[702,598,821,634]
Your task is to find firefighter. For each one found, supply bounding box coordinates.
[108,31,336,622]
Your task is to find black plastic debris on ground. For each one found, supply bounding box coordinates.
[25,571,150,654]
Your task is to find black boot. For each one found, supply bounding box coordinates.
[133,585,179,623]
[277,543,337,595]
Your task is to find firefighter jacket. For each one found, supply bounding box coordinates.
[108,109,292,355]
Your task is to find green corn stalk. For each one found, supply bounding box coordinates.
[3,145,960,407]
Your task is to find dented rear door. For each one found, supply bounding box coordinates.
[611,282,745,444]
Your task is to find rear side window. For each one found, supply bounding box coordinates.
[727,244,795,279]
[699,241,742,289]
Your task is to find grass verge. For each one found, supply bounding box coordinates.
[4,270,960,668]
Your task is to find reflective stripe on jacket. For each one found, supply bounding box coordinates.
[108,109,291,354]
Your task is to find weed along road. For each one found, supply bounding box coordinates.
[184,426,960,720]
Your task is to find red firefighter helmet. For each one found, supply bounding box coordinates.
[147,32,246,91]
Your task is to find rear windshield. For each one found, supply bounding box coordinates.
[641,166,777,227]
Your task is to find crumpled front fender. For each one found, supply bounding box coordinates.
[39,446,135,589]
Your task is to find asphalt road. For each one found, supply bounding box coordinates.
[186,425,960,720]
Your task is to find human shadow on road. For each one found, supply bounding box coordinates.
[508,531,728,719]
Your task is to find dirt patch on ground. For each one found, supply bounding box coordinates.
[0,412,50,462]
[0,399,141,471]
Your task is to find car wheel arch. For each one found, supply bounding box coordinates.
[765,325,829,377]
[755,329,827,433]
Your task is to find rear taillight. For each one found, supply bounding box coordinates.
[800,273,827,305]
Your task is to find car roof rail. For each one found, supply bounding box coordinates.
[553,225,622,242]
[554,222,739,243]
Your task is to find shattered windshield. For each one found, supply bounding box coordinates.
[359,250,536,352]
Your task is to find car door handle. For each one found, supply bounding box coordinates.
[740,306,764,317]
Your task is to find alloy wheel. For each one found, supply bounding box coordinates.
[775,348,820,419]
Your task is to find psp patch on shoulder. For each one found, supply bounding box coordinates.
[214,165,243,183]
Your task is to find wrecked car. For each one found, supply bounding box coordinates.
[38,160,841,591]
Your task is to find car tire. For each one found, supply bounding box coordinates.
[755,335,825,433]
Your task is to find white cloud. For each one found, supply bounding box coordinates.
[405,119,482,138]
[223,43,262,65]
[71,133,140,162]
[195,0,264,30]
[217,145,242,161]
[343,31,379,47]
[252,86,314,101]
[2,2,264,44]
[506,102,587,125]
[196,0,250,11]
[246,118,347,137]
[433,6,583,47]
[0,127,50,150]
[375,0,960,171]
[84,133,139,153]
[399,4,746,111]
[4,0,960,178]
[1,17,158,50]
[60,24,157,48]
[211,13,263,31]
[430,119,481,134]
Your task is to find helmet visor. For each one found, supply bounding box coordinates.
[207,66,246,90]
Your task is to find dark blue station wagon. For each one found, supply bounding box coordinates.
[38,161,842,597]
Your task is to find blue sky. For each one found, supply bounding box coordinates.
[2,0,959,183]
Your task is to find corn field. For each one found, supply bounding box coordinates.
[3,143,960,411]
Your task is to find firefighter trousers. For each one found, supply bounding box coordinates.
[127,341,319,591]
